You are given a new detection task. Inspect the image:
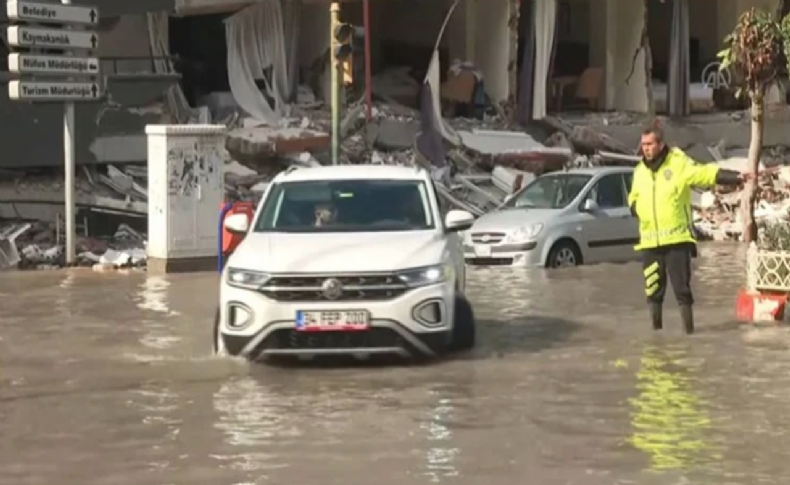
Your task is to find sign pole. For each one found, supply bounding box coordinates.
[62,0,76,264]
[330,2,339,165]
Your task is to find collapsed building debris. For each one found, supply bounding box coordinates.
[8,8,790,273]
[694,157,790,242]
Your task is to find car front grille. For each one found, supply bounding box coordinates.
[466,257,514,266]
[259,273,408,302]
[471,232,506,244]
[261,328,405,350]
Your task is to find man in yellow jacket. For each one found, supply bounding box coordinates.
[628,125,747,334]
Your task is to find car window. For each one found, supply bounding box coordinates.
[254,179,435,233]
[624,172,633,193]
[590,174,627,208]
[503,174,592,209]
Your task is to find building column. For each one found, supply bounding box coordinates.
[465,0,476,61]
[606,0,649,113]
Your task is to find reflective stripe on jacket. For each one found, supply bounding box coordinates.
[627,148,719,250]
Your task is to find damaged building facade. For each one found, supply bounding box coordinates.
[2,0,790,269]
[2,0,788,172]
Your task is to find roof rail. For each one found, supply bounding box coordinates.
[284,165,301,175]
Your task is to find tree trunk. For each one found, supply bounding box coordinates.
[742,91,764,244]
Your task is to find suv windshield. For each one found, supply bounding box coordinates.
[503,173,592,209]
[254,179,435,233]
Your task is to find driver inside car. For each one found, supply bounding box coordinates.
[314,202,338,227]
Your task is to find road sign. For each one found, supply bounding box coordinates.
[7,1,99,26]
[8,53,99,76]
[7,26,98,50]
[9,80,102,101]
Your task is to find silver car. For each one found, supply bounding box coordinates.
[464,166,639,268]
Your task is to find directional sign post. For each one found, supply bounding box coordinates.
[9,81,102,100]
[9,54,100,76]
[7,1,99,25]
[7,26,99,50]
[6,0,101,264]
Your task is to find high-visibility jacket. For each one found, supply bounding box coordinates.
[628,148,719,250]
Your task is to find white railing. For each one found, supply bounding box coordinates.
[746,243,790,292]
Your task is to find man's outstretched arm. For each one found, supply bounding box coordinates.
[678,150,746,188]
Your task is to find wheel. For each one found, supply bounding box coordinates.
[213,308,227,356]
[449,295,476,351]
[546,240,581,268]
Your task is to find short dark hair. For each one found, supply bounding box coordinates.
[641,125,664,143]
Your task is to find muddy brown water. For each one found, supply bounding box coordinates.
[2,242,789,484]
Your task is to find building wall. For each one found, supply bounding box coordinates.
[298,3,331,103]
[97,14,153,58]
[474,0,510,102]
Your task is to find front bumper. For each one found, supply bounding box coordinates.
[218,281,454,360]
[464,240,545,267]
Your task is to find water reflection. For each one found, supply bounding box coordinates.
[127,384,183,472]
[131,276,182,358]
[54,271,76,317]
[419,388,460,482]
[628,345,720,472]
[135,275,179,316]
[211,376,299,478]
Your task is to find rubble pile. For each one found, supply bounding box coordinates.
[694,165,790,241]
[4,64,790,271]
[0,220,147,271]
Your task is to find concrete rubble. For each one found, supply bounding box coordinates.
[3,67,790,270]
[694,154,790,242]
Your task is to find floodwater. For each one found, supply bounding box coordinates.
[2,242,790,485]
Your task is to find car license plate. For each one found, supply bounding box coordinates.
[474,245,492,257]
[295,310,369,331]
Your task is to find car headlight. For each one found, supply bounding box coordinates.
[506,224,543,243]
[398,264,452,288]
[226,268,270,289]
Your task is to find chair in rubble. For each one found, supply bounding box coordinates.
[551,67,603,112]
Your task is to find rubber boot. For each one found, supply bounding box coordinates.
[649,303,663,330]
[680,305,694,335]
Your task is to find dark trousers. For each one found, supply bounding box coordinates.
[642,243,694,306]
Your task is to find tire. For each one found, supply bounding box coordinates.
[546,240,581,268]
[213,308,226,356]
[449,295,476,352]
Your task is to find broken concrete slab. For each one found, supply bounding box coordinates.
[365,119,420,151]
[0,223,30,269]
[685,143,717,163]
[226,126,331,163]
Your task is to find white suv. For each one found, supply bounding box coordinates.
[215,164,477,362]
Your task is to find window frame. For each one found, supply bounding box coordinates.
[505,173,593,210]
[582,173,628,209]
[253,178,437,233]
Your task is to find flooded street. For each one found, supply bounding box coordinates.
[3,242,790,484]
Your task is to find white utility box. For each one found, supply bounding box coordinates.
[145,124,226,272]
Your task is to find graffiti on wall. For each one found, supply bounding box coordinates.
[166,140,222,197]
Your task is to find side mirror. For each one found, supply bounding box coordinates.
[582,199,599,212]
[444,210,475,232]
[224,213,250,234]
